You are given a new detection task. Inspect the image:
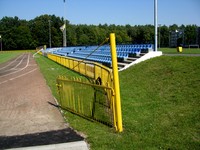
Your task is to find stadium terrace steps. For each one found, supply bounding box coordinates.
[43,44,154,70]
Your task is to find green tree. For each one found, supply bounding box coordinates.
[79,34,90,45]
[29,15,50,47]
[184,25,198,45]
[66,24,77,46]
[0,16,33,50]
[159,25,169,47]
[14,25,33,49]
[97,25,109,44]
[0,14,199,50]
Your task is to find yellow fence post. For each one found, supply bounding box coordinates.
[110,33,123,132]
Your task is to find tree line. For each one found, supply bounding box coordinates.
[0,14,199,50]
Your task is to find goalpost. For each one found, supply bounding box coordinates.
[189,44,199,49]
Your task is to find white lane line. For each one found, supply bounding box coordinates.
[10,54,26,70]
[0,54,26,73]
[0,80,8,84]
[0,68,37,85]
[0,54,24,70]
[28,64,37,66]
[9,68,38,81]
[0,54,30,78]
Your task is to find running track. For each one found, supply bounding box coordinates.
[0,53,87,149]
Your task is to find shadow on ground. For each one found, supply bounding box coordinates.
[0,128,84,149]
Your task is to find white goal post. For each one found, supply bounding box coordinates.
[189,44,199,49]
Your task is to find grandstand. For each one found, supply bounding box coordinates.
[43,44,156,70]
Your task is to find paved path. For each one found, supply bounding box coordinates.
[0,53,88,149]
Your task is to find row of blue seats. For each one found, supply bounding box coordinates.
[50,45,150,54]
[53,51,129,65]
[117,44,153,49]
[74,47,141,55]
[73,50,131,59]
[52,49,140,64]
[47,44,153,65]
[83,44,153,50]
[52,51,111,62]
[47,44,152,53]
[68,53,112,64]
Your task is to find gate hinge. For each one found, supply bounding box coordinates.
[56,84,62,88]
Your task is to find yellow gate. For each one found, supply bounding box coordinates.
[56,76,115,127]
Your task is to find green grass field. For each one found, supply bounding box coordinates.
[0,50,35,63]
[1,50,200,149]
[34,54,199,150]
[0,51,22,63]
[159,48,200,54]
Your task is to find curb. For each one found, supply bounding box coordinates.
[7,141,89,150]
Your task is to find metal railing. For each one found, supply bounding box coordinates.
[56,76,115,127]
[47,33,123,132]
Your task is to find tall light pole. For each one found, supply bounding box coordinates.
[48,20,52,48]
[154,0,158,51]
[175,29,179,47]
[0,35,2,51]
[63,0,67,47]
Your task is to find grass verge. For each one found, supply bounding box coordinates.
[34,55,82,99]
[35,54,200,150]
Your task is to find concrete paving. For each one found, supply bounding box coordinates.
[7,141,88,150]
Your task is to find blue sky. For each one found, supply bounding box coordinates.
[0,0,199,26]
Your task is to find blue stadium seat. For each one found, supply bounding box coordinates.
[49,43,152,66]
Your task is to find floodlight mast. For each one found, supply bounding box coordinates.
[154,0,158,51]
[63,0,67,47]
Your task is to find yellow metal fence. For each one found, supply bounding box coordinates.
[47,33,122,132]
[48,54,117,127]
[57,76,115,127]
[48,54,114,87]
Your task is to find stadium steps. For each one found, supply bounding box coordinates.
[126,57,138,61]
[117,51,150,69]
[124,59,136,63]
[117,62,127,69]
[117,56,140,69]
[140,52,148,56]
